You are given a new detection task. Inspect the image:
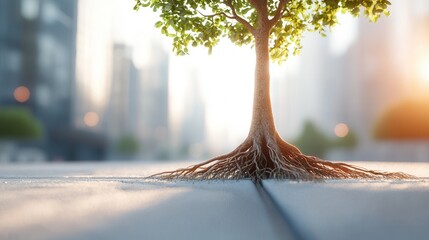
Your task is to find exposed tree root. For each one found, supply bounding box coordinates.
[151,134,414,181]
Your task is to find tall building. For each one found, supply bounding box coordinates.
[168,54,207,159]
[74,0,113,131]
[74,0,173,160]
[107,44,139,140]
[0,0,78,155]
[138,41,171,159]
[0,0,107,161]
[270,28,352,148]
[0,1,23,106]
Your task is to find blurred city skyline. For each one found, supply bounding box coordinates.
[1,0,429,162]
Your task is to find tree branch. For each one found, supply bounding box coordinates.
[269,0,289,28]
[223,0,256,35]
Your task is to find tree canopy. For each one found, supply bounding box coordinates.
[0,108,42,140]
[134,0,391,61]
[116,135,140,156]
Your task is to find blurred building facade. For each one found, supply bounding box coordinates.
[0,1,22,106]
[168,55,208,160]
[344,0,429,161]
[0,0,107,161]
[74,0,172,160]
[306,1,429,161]
[138,42,171,159]
[107,44,138,140]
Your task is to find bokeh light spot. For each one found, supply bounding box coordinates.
[84,112,100,127]
[335,123,349,138]
[14,86,31,103]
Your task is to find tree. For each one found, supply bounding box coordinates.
[0,108,42,140]
[135,0,411,180]
[293,121,332,157]
[116,135,140,157]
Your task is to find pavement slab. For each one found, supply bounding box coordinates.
[0,162,281,240]
[264,162,429,240]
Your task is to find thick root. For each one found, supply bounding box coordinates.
[151,135,414,180]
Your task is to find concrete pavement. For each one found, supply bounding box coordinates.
[0,161,428,240]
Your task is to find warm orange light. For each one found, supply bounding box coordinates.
[418,58,429,85]
[14,86,31,103]
[334,123,349,138]
[84,112,100,127]
[374,98,429,140]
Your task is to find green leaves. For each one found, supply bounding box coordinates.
[135,0,255,55]
[134,0,390,61]
[0,108,43,140]
[268,0,391,62]
[154,21,163,28]
[133,0,150,10]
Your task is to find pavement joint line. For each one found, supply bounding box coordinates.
[253,179,307,240]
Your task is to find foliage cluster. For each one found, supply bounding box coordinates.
[0,108,42,140]
[116,135,140,156]
[294,121,357,157]
[135,0,391,61]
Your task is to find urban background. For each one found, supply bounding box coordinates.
[1,0,428,163]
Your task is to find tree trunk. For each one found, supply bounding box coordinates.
[249,30,276,137]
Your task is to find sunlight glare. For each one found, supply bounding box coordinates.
[75,0,112,110]
[169,40,255,152]
[329,13,358,56]
[201,41,254,150]
[418,57,429,85]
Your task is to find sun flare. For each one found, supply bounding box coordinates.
[418,57,429,86]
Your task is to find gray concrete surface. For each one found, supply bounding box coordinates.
[265,162,429,240]
[0,162,281,240]
[1,161,428,240]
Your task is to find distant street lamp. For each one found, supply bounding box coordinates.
[14,86,31,103]
[334,123,350,138]
[83,112,100,127]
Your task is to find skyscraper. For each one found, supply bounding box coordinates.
[138,41,171,159]
[0,0,107,161]
[0,1,23,106]
[107,44,138,140]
